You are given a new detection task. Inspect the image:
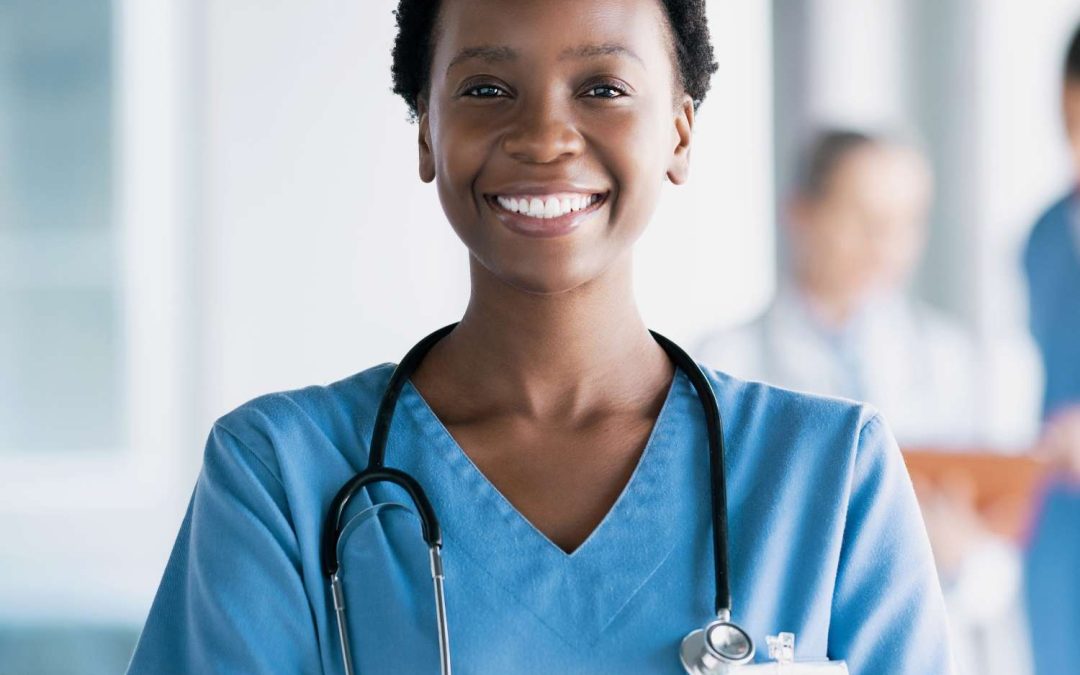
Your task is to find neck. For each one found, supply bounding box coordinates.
[416,254,673,421]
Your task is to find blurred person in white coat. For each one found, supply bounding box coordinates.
[699,130,976,447]
[698,129,1031,675]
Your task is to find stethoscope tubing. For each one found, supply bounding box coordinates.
[649,329,732,616]
[321,323,737,675]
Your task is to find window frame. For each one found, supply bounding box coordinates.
[0,0,198,624]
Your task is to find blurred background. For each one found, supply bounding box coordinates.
[1,0,1078,672]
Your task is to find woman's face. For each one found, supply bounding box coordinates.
[419,0,693,295]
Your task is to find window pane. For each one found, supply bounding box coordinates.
[0,0,121,453]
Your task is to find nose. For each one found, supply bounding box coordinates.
[501,97,584,164]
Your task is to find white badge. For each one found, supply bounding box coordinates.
[737,633,849,674]
[738,664,848,674]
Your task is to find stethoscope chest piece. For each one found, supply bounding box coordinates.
[680,612,755,675]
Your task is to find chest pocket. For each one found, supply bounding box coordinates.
[336,502,442,674]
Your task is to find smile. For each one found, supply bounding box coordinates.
[484,190,610,239]
[492,192,606,219]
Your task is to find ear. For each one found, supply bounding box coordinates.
[418,99,436,183]
[665,95,695,185]
[787,197,808,227]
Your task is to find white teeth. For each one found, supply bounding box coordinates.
[495,193,602,219]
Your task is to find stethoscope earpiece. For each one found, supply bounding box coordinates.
[680,611,755,675]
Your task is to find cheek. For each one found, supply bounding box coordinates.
[891,230,920,267]
[821,219,860,258]
[430,118,495,229]
[591,107,671,222]
[433,117,489,188]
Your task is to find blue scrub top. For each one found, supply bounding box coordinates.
[1024,190,1080,418]
[127,364,952,674]
[1022,191,1080,674]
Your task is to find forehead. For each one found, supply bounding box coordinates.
[829,146,931,202]
[431,0,672,72]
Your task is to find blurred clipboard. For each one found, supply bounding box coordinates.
[902,449,1049,541]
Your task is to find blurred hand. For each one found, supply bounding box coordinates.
[1036,405,1080,480]
[911,472,990,580]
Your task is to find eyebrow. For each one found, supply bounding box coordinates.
[446,46,518,72]
[559,43,644,66]
[445,42,643,74]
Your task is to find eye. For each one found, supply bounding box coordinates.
[582,81,629,99]
[583,77,630,98]
[463,84,509,98]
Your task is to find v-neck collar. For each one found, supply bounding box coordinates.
[387,369,700,647]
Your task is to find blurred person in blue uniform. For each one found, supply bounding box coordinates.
[699,130,1032,675]
[1022,22,1080,675]
[125,1,954,673]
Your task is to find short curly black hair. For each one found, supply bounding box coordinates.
[1067,20,1080,80]
[389,0,718,120]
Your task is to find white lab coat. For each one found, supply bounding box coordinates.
[697,286,977,448]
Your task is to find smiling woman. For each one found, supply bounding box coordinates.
[125,1,953,674]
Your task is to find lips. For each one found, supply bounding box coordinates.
[484,190,610,238]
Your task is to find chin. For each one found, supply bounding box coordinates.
[480,254,604,297]
[499,267,597,297]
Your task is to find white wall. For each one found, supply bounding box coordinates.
[199,0,468,426]
[803,0,910,127]
[0,0,197,624]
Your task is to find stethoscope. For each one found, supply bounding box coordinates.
[321,323,755,675]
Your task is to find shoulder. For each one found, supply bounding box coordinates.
[207,363,396,478]
[701,364,871,423]
[698,365,887,470]
[1025,191,1075,262]
[698,367,912,565]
